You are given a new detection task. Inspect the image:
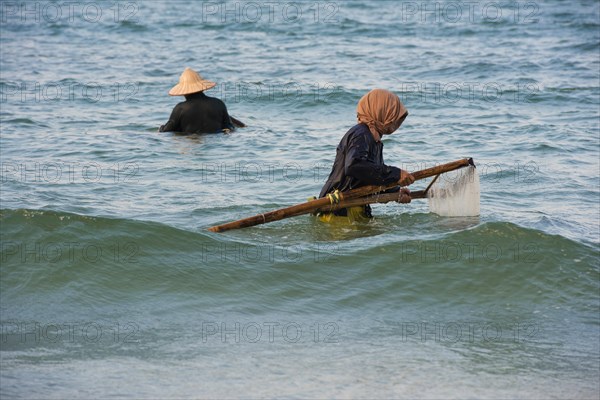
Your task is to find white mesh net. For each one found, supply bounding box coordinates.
[427,166,480,217]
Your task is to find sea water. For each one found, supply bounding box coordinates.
[1,1,599,398]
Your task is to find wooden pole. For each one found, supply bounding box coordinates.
[313,190,428,214]
[231,117,246,128]
[208,158,474,232]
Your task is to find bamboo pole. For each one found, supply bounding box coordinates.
[230,117,246,128]
[313,190,427,214]
[208,158,474,232]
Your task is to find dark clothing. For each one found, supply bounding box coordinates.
[159,92,233,134]
[319,123,401,199]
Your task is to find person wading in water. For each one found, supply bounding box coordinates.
[159,67,243,134]
[318,88,415,222]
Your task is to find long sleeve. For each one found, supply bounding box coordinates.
[344,132,400,185]
[159,104,181,132]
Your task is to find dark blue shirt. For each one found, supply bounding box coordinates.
[319,123,401,198]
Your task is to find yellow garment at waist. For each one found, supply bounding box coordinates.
[317,206,372,224]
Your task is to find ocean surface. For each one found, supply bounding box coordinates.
[1,1,599,398]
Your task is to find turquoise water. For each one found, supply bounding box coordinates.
[1,1,599,398]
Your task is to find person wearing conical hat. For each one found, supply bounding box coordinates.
[159,67,235,134]
[317,89,415,222]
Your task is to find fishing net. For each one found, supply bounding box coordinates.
[427,166,480,216]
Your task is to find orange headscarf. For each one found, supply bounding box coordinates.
[357,89,407,142]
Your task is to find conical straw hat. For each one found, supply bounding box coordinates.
[168,67,216,96]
